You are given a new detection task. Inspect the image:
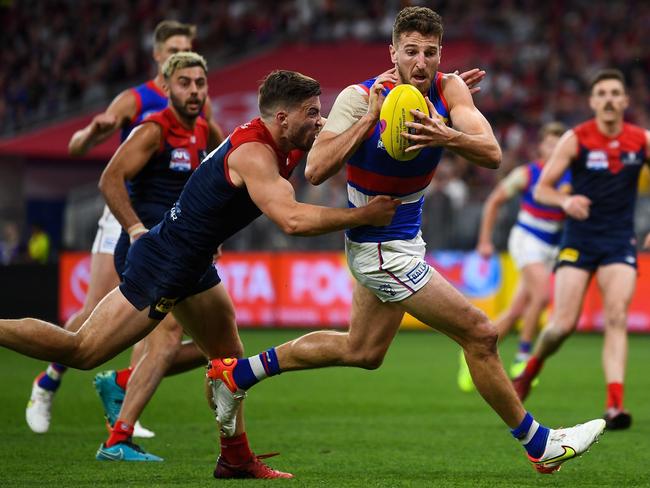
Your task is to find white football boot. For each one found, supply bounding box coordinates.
[26,381,54,434]
[528,419,606,473]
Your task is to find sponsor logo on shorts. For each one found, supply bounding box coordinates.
[154,297,177,314]
[586,150,608,170]
[625,255,636,264]
[170,204,180,221]
[558,248,579,262]
[379,284,397,297]
[169,148,192,171]
[406,261,429,284]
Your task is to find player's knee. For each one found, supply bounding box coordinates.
[466,317,498,358]
[603,307,627,330]
[530,292,551,310]
[349,348,386,370]
[68,349,101,370]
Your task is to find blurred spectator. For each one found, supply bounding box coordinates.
[0,221,22,265]
[4,0,650,143]
[430,156,469,211]
[4,0,650,252]
[27,223,50,264]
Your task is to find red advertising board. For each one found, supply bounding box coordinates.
[58,252,353,328]
[58,251,650,332]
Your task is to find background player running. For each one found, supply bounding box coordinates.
[513,69,650,430]
[26,20,221,439]
[457,122,570,391]
[94,51,210,461]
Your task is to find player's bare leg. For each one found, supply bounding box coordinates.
[273,282,404,371]
[215,271,605,472]
[401,269,526,428]
[1,288,159,368]
[597,264,636,429]
[494,281,528,338]
[458,280,528,392]
[27,252,122,433]
[175,284,292,479]
[518,263,550,343]
[507,263,551,378]
[513,266,591,401]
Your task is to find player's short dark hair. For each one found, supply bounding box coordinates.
[589,69,626,92]
[154,20,196,47]
[258,70,321,119]
[539,121,567,140]
[162,52,207,80]
[393,6,443,45]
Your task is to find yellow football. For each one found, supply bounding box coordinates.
[379,84,429,161]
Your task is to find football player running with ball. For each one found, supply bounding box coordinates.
[210,6,606,474]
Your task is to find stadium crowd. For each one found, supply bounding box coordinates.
[2,0,650,255]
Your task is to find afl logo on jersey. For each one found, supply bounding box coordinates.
[170,148,192,171]
[586,150,608,171]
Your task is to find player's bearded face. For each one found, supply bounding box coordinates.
[390,32,441,94]
[287,97,323,151]
[169,68,208,119]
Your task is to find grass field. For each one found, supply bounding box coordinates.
[1,330,650,487]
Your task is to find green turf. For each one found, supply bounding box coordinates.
[1,330,650,487]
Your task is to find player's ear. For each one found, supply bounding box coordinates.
[276,110,289,128]
[389,44,397,65]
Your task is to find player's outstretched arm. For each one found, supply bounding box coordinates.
[98,123,161,240]
[403,74,501,168]
[535,130,590,220]
[68,90,137,156]
[477,167,526,258]
[230,142,400,236]
[306,68,398,185]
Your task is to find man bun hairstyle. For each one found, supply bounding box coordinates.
[258,70,321,119]
[154,20,196,47]
[162,51,207,80]
[392,6,443,45]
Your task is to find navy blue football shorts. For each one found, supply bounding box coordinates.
[118,234,220,320]
[556,235,638,272]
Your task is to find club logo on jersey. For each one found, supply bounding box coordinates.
[621,151,642,166]
[585,150,609,171]
[154,296,177,314]
[558,247,579,263]
[170,148,192,172]
[406,261,429,284]
[378,283,397,297]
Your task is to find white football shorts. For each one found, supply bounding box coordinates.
[91,205,122,255]
[345,232,433,302]
[508,225,558,270]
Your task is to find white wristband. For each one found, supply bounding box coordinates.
[127,223,148,243]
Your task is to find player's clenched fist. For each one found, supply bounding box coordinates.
[364,195,401,226]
